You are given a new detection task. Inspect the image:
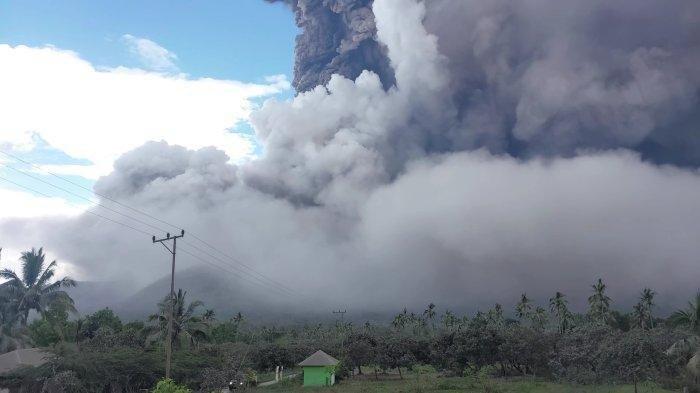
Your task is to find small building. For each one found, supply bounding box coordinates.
[298,350,339,387]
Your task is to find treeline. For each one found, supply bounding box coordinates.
[2,248,700,392]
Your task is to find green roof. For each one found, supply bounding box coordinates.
[298,350,339,366]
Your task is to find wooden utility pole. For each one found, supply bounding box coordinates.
[333,309,347,323]
[152,229,185,379]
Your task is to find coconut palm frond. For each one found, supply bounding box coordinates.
[20,248,45,287]
[0,269,23,286]
[1,247,77,327]
[35,260,57,287]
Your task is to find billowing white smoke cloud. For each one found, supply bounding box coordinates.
[359,151,700,311]
[3,0,700,316]
[422,0,700,162]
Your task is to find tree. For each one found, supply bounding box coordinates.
[202,309,216,323]
[392,308,408,331]
[210,320,240,344]
[499,325,553,376]
[423,303,436,330]
[375,337,416,379]
[0,248,76,326]
[443,322,504,374]
[640,288,656,329]
[148,289,208,349]
[550,323,616,383]
[588,278,612,323]
[441,310,458,331]
[345,333,375,374]
[530,306,549,331]
[81,308,123,339]
[609,310,632,332]
[28,313,62,347]
[597,329,677,393]
[515,293,533,322]
[486,304,504,329]
[670,292,700,334]
[632,303,647,330]
[232,312,244,324]
[549,292,571,334]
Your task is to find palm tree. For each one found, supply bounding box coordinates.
[149,289,209,348]
[202,309,216,323]
[423,303,436,330]
[0,248,76,326]
[670,292,700,334]
[632,302,647,330]
[640,288,656,328]
[487,303,505,328]
[531,306,549,331]
[392,308,408,331]
[588,278,611,323]
[549,292,571,334]
[515,293,533,322]
[441,310,458,331]
[233,312,244,324]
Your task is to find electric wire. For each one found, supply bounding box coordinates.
[0,173,299,298]
[177,247,292,297]
[0,162,170,234]
[0,149,299,295]
[0,175,151,236]
[180,240,296,296]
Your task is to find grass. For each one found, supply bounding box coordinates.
[257,367,301,383]
[261,373,676,392]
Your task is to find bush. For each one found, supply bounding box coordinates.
[46,347,162,391]
[81,308,122,339]
[549,323,615,383]
[29,318,62,347]
[151,378,191,393]
[41,371,86,393]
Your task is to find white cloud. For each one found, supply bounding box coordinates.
[122,34,178,72]
[0,44,289,179]
[0,186,86,218]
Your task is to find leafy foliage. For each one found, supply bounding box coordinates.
[2,263,700,392]
[148,289,209,349]
[151,378,191,393]
[0,248,76,327]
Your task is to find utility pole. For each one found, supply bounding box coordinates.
[152,229,184,380]
[333,309,347,324]
[333,309,348,374]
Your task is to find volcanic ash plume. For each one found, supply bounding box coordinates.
[3,0,700,315]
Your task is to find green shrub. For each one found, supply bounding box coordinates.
[28,318,61,347]
[151,378,191,393]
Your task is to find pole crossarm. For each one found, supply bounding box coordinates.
[153,230,185,247]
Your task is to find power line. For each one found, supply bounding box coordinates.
[0,174,299,298]
[177,246,293,297]
[185,233,297,294]
[0,175,151,236]
[0,150,182,230]
[0,156,298,295]
[0,162,170,234]
[181,239,296,296]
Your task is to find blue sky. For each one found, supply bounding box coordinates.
[1,0,297,82]
[0,0,298,212]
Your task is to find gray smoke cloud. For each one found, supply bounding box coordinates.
[2,0,700,317]
[265,0,396,92]
[271,0,700,165]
